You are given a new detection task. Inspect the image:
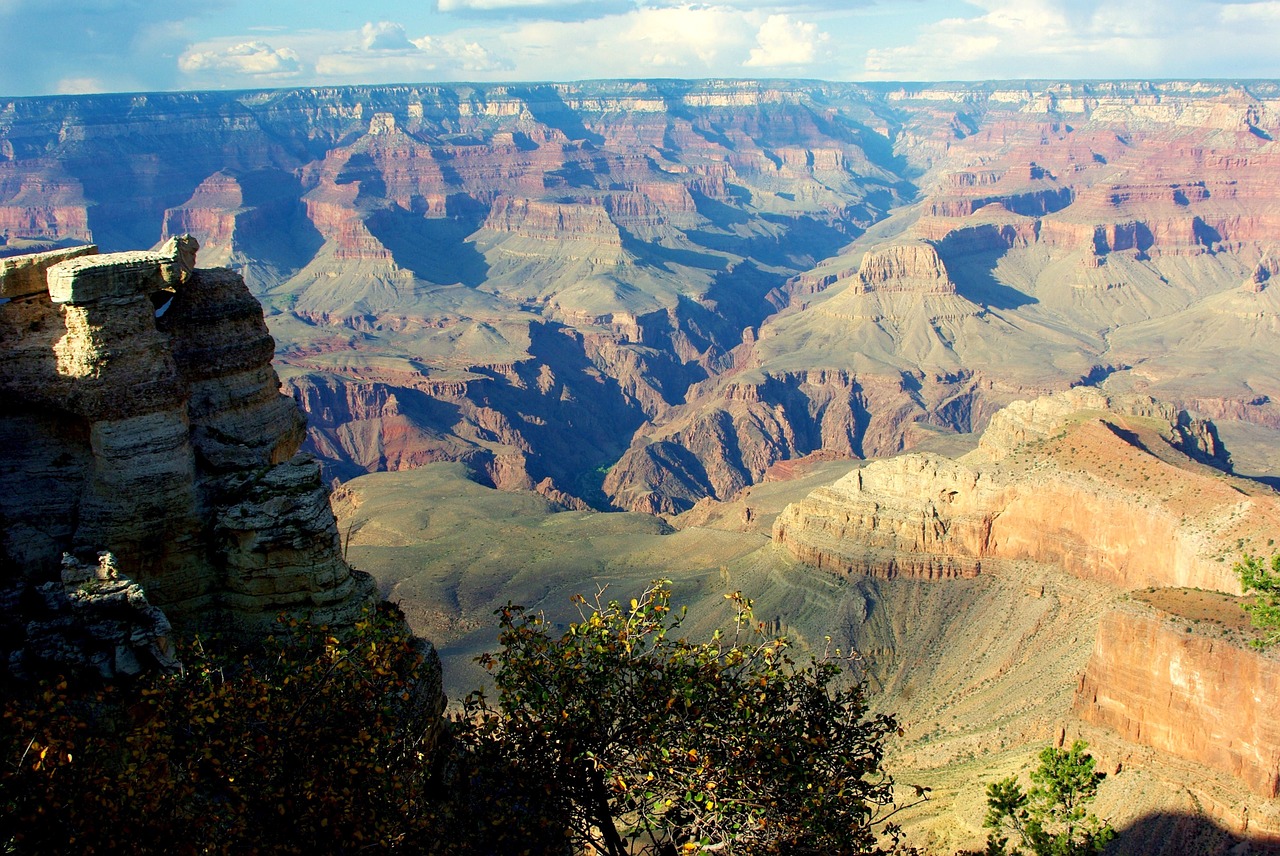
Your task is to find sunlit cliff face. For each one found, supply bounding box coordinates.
[2,82,1279,516]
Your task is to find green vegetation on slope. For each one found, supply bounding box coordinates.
[0,589,912,855]
[463,580,912,856]
[979,741,1115,856]
[1236,552,1280,648]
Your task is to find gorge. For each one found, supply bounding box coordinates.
[2,78,1279,852]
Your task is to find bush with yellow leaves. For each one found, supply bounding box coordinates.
[459,581,914,856]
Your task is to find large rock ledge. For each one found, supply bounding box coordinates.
[771,386,1280,803]
[1074,605,1280,798]
[0,239,375,641]
[773,388,1278,590]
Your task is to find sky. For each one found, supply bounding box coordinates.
[0,0,1278,97]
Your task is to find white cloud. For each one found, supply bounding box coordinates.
[483,5,760,78]
[412,36,511,72]
[178,24,512,88]
[317,33,510,78]
[54,76,107,94]
[361,21,416,51]
[5,0,1280,95]
[745,13,828,67]
[179,41,302,77]
[439,0,600,9]
[623,6,757,67]
[862,0,1280,80]
[862,1,1140,79]
[1220,0,1280,24]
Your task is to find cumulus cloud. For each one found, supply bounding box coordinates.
[361,21,416,51]
[862,0,1280,80]
[745,14,829,67]
[412,36,511,72]
[179,41,302,77]
[177,22,513,88]
[626,6,757,67]
[317,32,510,78]
[8,0,1275,95]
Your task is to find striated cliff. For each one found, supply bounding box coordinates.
[3,80,1280,514]
[773,388,1275,590]
[771,386,1280,803]
[0,239,376,646]
[1075,603,1280,799]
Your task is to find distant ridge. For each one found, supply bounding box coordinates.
[2,77,1278,511]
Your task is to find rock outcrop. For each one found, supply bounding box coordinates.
[0,239,375,646]
[771,453,995,580]
[1075,605,1280,798]
[772,387,1280,801]
[773,389,1278,591]
[1,552,182,682]
[975,386,1230,467]
[3,81,1280,514]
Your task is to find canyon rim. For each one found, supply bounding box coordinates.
[2,78,1280,852]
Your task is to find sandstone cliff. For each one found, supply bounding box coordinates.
[1075,603,1280,798]
[773,388,1278,590]
[771,387,1280,803]
[0,240,375,644]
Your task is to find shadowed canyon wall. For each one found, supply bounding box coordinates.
[0,240,375,639]
[4,80,1280,513]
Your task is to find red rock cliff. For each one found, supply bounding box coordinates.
[1075,606,1280,798]
[773,389,1278,590]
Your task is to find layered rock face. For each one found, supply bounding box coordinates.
[4,552,183,681]
[3,80,1280,513]
[1075,606,1280,798]
[774,388,1280,800]
[0,240,375,639]
[774,388,1274,590]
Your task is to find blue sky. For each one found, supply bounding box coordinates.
[1,0,1277,96]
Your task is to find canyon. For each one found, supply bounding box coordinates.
[333,388,1280,852]
[3,78,1280,852]
[3,80,1279,513]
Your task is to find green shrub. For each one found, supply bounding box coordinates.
[458,580,911,856]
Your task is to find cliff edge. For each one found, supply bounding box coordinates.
[771,386,1280,809]
[773,387,1274,591]
[0,238,376,653]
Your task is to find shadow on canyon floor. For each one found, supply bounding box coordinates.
[1109,812,1280,856]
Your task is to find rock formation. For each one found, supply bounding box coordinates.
[773,387,1280,799]
[0,238,376,653]
[2,80,1280,515]
[774,388,1274,591]
[2,552,182,681]
[1075,604,1280,798]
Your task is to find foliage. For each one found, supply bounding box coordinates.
[982,741,1115,856]
[1235,552,1280,648]
[460,580,912,856]
[0,603,442,854]
[2,585,917,855]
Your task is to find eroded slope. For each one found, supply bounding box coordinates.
[6,81,1280,513]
